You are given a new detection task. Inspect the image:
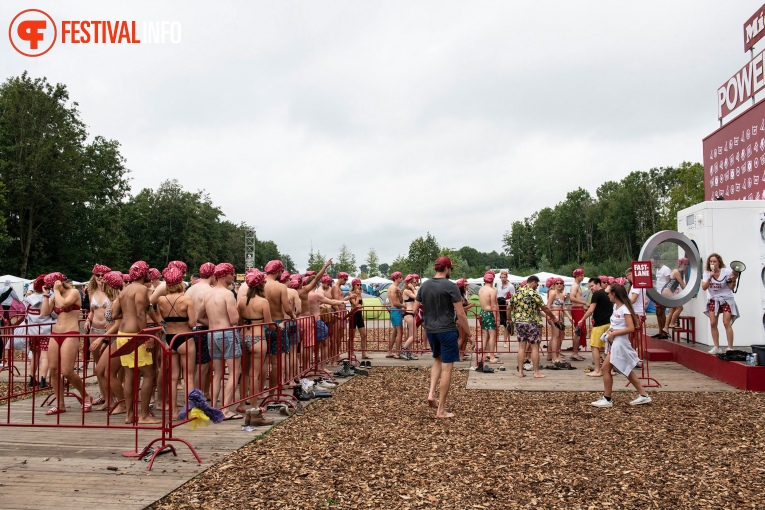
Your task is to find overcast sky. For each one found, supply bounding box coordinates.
[1,1,758,271]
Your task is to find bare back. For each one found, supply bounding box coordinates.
[287,288,301,316]
[185,278,213,327]
[119,282,149,333]
[478,285,497,311]
[570,281,584,308]
[204,286,238,330]
[265,279,292,321]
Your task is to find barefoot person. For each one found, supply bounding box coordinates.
[348,278,370,360]
[237,269,272,409]
[478,271,500,364]
[157,266,196,419]
[184,262,215,392]
[94,271,127,414]
[455,278,475,360]
[590,284,652,408]
[308,278,345,365]
[41,272,92,415]
[204,263,242,419]
[413,256,472,419]
[297,259,333,369]
[25,275,54,390]
[330,272,349,360]
[546,278,572,363]
[568,269,588,361]
[386,271,405,358]
[401,275,419,360]
[111,262,159,424]
[264,260,298,395]
[577,277,612,377]
[702,253,739,354]
[509,275,564,379]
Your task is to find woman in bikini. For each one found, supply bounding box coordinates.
[93,271,127,413]
[347,278,370,361]
[85,264,111,408]
[237,269,272,405]
[659,258,688,339]
[41,273,91,415]
[547,278,573,363]
[25,275,55,389]
[157,266,196,419]
[400,275,419,360]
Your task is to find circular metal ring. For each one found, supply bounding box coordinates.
[638,230,702,309]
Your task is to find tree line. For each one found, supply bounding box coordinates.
[0,73,294,279]
[501,162,704,277]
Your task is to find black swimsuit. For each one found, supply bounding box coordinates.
[163,296,190,352]
[403,296,415,317]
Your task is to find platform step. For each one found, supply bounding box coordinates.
[647,348,673,362]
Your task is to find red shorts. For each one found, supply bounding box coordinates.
[708,300,731,314]
[30,336,49,351]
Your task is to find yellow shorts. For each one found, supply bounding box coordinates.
[117,333,153,368]
[590,324,610,349]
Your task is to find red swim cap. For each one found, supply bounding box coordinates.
[484,271,495,283]
[169,261,187,274]
[280,270,291,284]
[129,261,149,281]
[321,274,332,285]
[265,260,284,275]
[103,271,123,290]
[214,263,235,279]
[163,266,184,286]
[246,269,266,288]
[92,264,111,275]
[148,268,161,280]
[199,262,215,278]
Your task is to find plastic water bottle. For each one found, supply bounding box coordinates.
[747,353,756,366]
[752,353,759,367]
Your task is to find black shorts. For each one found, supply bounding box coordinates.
[497,297,508,327]
[192,326,212,364]
[353,311,365,330]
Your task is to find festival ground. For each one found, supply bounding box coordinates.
[0,349,757,509]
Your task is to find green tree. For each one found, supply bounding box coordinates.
[334,244,357,276]
[0,72,130,277]
[378,262,390,277]
[365,248,380,277]
[407,232,440,276]
[307,249,328,273]
[662,162,704,229]
[389,255,410,276]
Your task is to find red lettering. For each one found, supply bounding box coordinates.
[80,21,90,43]
[18,20,46,49]
[61,20,71,43]
[92,21,101,43]
[118,21,130,43]
[131,21,140,43]
[107,21,118,43]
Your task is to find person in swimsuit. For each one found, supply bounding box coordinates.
[456,279,475,360]
[659,258,689,339]
[568,269,588,360]
[237,269,273,408]
[24,275,55,389]
[546,278,571,363]
[264,260,297,400]
[701,253,739,354]
[348,278,370,360]
[158,266,196,419]
[400,275,419,360]
[590,284,652,408]
[181,262,215,397]
[85,264,112,408]
[93,271,127,414]
[297,259,333,370]
[478,271,500,364]
[40,272,91,415]
[387,272,405,358]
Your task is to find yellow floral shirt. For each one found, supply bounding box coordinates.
[510,285,544,326]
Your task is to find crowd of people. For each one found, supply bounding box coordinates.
[2,250,740,421]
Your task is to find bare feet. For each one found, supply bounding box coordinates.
[533,373,546,378]
[427,398,438,409]
[110,405,127,415]
[517,370,525,378]
[586,371,603,377]
[435,411,455,419]
[95,403,109,412]
[138,416,161,425]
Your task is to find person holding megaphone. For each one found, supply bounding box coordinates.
[701,253,739,355]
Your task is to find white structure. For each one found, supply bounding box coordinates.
[677,200,765,347]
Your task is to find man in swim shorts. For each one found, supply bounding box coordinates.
[112,260,159,425]
[183,262,215,394]
[387,271,405,358]
[264,260,297,395]
[478,270,500,364]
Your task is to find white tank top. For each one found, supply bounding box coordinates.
[704,268,734,299]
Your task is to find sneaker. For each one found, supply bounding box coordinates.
[629,394,652,406]
[523,362,532,371]
[591,396,613,408]
[708,346,720,355]
[407,352,419,361]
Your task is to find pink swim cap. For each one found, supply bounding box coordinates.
[573,268,584,278]
[148,268,161,280]
[546,277,555,288]
[321,274,332,285]
[169,261,187,274]
[214,263,235,279]
[199,262,215,278]
[265,260,284,275]
[92,264,111,275]
[288,274,302,289]
[484,271,495,283]
[280,270,290,284]
[391,272,403,281]
[163,266,184,286]
[246,269,266,288]
[44,272,66,285]
[103,271,123,290]
[337,272,349,280]
[456,278,467,289]
[129,261,149,281]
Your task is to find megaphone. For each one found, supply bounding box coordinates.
[730,260,746,293]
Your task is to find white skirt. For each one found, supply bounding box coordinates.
[608,335,640,376]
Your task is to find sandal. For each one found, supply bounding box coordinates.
[570,355,585,361]
[92,397,106,406]
[46,406,66,415]
[82,398,93,413]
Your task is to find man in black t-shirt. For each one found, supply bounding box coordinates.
[577,277,612,377]
[414,256,472,419]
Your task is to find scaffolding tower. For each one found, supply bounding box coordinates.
[245,229,256,269]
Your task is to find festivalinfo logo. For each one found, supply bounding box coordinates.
[9,8,181,57]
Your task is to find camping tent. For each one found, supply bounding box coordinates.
[0,275,31,298]
[361,276,393,285]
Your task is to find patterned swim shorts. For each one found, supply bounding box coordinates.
[708,299,732,315]
[516,322,541,344]
[481,310,496,330]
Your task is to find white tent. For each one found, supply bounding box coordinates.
[530,271,575,284]
[361,276,393,285]
[0,275,31,299]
